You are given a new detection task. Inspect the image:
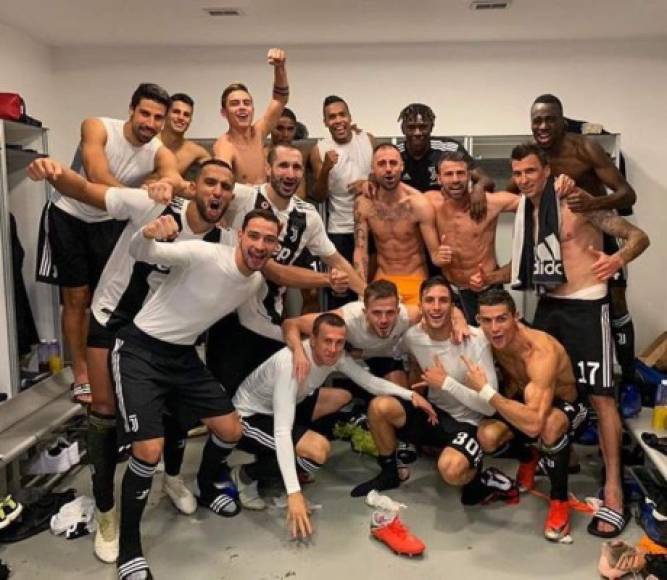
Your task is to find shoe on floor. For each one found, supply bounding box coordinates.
[544,499,570,542]
[94,506,119,563]
[163,475,197,515]
[117,556,153,580]
[371,511,425,557]
[516,447,540,492]
[230,465,266,510]
[197,483,240,518]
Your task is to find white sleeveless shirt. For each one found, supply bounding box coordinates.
[54,117,162,222]
[316,131,372,234]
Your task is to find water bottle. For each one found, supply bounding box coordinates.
[652,379,667,431]
[38,339,50,373]
[48,339,63,373]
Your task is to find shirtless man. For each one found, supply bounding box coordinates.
[530,94,638,399]
[426,150,519,323]
[474,289,588,542]
[354,143,440,306]
[213,48,288,184]
[158,93,210,176]
[492,143,649,537]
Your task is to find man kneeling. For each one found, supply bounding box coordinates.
[232,312,435,539]
[473,289,588,542]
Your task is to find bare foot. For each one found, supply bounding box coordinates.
[597,483,623,534]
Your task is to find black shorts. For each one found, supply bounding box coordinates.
[533,295,614,398]
[493,395,589,445]
[396,399,483,468]
[366,356,405,378]
[237,390,321,456]
[326,232,356,308]
[603,234,627,289]
[205,313,284,398]
[36,201,127,289]
[87,314,117,349]
[112,324,235,442]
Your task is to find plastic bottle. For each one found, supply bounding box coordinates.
[48,339,63,373]
[652,379,667,431]
[38,339,50,373]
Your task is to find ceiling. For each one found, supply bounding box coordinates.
[1,0,666,47]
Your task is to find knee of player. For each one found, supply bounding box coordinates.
[588,394,618,416]
[62,287,91,309]
[477,423,506,454]
[437,451,470,486]
[368,395,396,421]
[133,440,163,465]
[299,434,330,465]
[540,413,568,447]
[209,415,243,443]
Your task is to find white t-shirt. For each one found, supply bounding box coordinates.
[130,237,262,345]
[226,184,337,340]
[339,301,412,358]
[233,340,413,494]
[316,131,373,234]
[92,191,226,330]
[400,325,497,426]
[54,117,162,223]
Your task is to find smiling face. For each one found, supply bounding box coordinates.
[223,89,254,130]
[420,283,452,331]
[193,163,234,224]
[323,101,352,144]
[129,98,167,144]
[511,154,551,201]
[167,100,193,135]
[311,322,347,367]
[401,112,433,156]
[438,160,470,200]
[267,146,304,199]
[237,217,280,272]
[477,303,519,351]
[364,295,400,338]
[531,102,565,150]
[372,146,403,191]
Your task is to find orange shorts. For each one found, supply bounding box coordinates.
[376,274,425,306]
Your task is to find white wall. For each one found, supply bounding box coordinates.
[50,38,667,349]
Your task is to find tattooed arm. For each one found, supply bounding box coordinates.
[353,196,370,283]
[585,209,650,280]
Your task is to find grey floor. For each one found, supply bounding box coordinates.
[1,439,641,580]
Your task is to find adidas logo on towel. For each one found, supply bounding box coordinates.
[534,233,563,276]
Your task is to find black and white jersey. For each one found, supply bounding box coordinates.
[233,340,413,494]
[91,189,226,332]
[226,184,337,340]
[130,236,263,345]
[397,138,470,192]
[400,325,497,425]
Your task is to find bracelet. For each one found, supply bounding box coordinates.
[272,85,289,96]
[479,383,496,403]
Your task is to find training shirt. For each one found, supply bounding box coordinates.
[400,325,497,425]
[233,340,413,494]
[54,118,161,222]
[130,237,262,345]
[397,138,470,192]
[224,184,337,340]
[339,301,412,358]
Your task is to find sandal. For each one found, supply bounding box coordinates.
[641,432,667,456]
[588,504,631,538]
[70,382,92,406]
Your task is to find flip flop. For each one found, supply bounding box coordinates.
[587,504,631,538]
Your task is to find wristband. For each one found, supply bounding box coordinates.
[273,84,289,96]
[479,383,496,403]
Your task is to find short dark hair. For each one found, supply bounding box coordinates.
[437,150,473,172]
[322,95,348,116]
[170,93,194,108]
[364,280,399,306]
[130,83,171,110]
[511,142,549,167]
[241,208,280,232]
[419,276,453,300]
[197,158,233,175]
[478,288,517,315]
[221,82,250,108]
[373,142,401,157]
[398,103,436,126]
[279,107,297,122]
[312,312,346,336]
[266,144,302,166]
[532,93,563,116]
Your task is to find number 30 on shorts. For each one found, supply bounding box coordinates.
[576,361,600,385]
[451,431,482,465]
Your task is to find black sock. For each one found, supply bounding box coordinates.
[87,411,117,512]
[461,468,487,505]
[504,439,534,463]
[196,434,236,497]
[296,456,322,479]
[350,453,399,497]
[612,314,636,384]
[541,435,570,501]
[118,455,157,568]
[163,415,187,477]
[244,455,280,482]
